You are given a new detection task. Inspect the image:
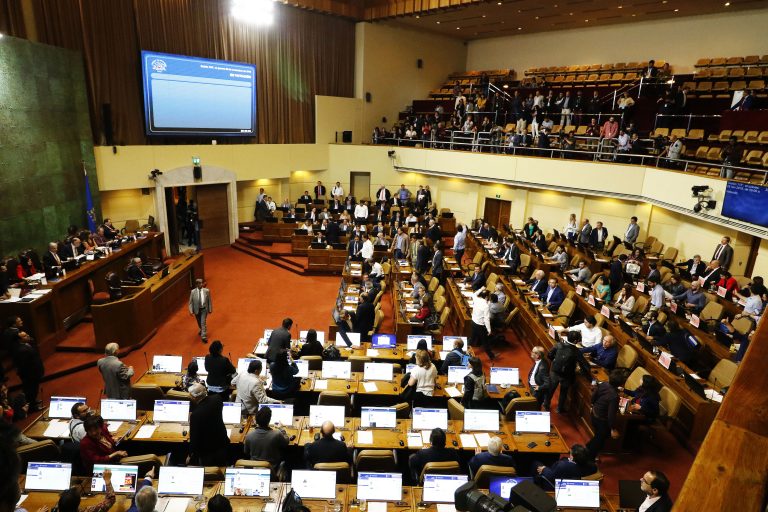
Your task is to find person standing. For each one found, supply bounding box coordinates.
[188,383,230,466]
[314,181,326,200]
[10,324,44,412]
[189,278,212,343]
[97,343,133,400]
[545,332,579,413]
[586,369,622,460]
[453,224,466,265]
[265,318,293,364]
[528,346,550,410]
[470,289,494,359]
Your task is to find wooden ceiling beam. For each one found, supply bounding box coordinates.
[363,0,484,21]
[279,0,364,20]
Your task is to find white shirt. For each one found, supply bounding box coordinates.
[378,188,388,201]
[361,240,374,259]
[638,496,660,512]
[331,185,344,197]
[196,288,207,308]
[744,295,763,316]
[564,220,578,237]
[471,289,492,332]
[371,261,383,277]
[650,284,665,309]
[411,364,437,396]
[529,360,541,386]
[266,201,276,211]
[569,323,603,348]
[354,204,368,218]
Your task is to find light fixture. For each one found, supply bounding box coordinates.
[436,21,441,24]
[724,1,730,5]
[674,8,679,11]
[0,33,4,38]
[517,26,522,30]
[231,0,275,26]
[456,26,460,30]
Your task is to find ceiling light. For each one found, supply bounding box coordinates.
[674,8,679,11]
[436,21,440,24]
[585,19,589,22]
[416,15,420,18]
[618,4,623,8]
[497,1,502,5]
[569,12,574,15]
[724,1,730,5]
[482,14,486,18]
[632,13,636,16]
[535,15,539,19]
[231,0,275,26]
[456,26,460,30]
[517,26,522,30]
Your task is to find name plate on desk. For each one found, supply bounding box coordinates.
[717,286,728,298]
[548,325,556,339]
[600,305,611,318]
[636,282,645,292]
[576,285,584,296]
[690,314,700,328]
[587,294,596,306]
[670,301,678,313]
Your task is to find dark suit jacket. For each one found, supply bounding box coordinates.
[589,227,609,247]
[469,272,485,291]
[354,301,376,340]
[534,236,548,253]
[645,321,665,338]
[713,244,733,270]
[325,222,340,244]
[304,436,349,467]
[416,245,430,274]
[126,264,147,283]
[348,239,362,258]
[647,269,661,284]
[375,188,391,202]
[299,194,312,204]
[528,359,550,390]
[468,452,516,477]
[61,243,81,259]
[609,260,624,293]
[408,447,460,480]
[645,496,673,512]
[42,251,62,277]
[426,225,442,244]
[431,250,444,275]
[189,394,229,464]
[499,245,520,271]
[266,327,292,363]
[543,286,565,310]
[702,267,722,288]
[314,185,326,198]
[528,277,547,297]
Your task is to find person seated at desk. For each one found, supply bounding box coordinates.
[543,278,565,312]
[528,269,548,297]
[126,257,150,283]
[318,207,331,221]
[700,259,722,289]
[304,420,350,467]
[663,274,685,299]
[318,219,329,232]
[410,292,438,336]
[406,350,437,404]
[478,222,491,239]
[466,266,485,291]
[638,470,674,512]
[373,211,388,224]
[643,310,666,340]
[269,351,301,399]
[298,329,324,358]
[311,231,325,245]
[737,276,767,302]
[408,271,425,299]
[69,401,91,443]
[371,222,386,237]
[567,261,592,284]
[580,335,618,370]
[532,229,548,253]
[651,320,697,367]
[305,207,318,224]
[280,198,292,209]
[102,219,119,240]
[614,284,636,318]
[646,262,661,285]
[182,360,205,391]
[373,232,389,247]
[468,436,516,478]
[42,242,63,279]
[298,191,312,204]
[440,338,468,375]
[15,251,38,280]
[532,444,596,491]
[265,196,276,212]
[405,212,418,225]
[62,237,84,259]
[550,244,568,271]
[462,357,494,409]
[283,208,297,221]
[716,271,739,297]
[232,360,281,415]
[624,374,662,424]
[672,280,707,315]
[55,468,115,512]
[244,406,289,479]
[568,315,602,348]
[408,428,461,482]
[738,286,764,321]
[79,415,127,474]
[592,275,612,302]
[338,218,351,233]
[497,238,520,271]
[676,254,706,280]
[92,226,108,247]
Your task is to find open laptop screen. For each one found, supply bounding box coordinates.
[515,411,550,433]
[92,464,138,493]
[158,467,205,496]
[372,334,396,348]
[463,409,499,432]
[412,408,448,431]
[25,462,72,491]
[422,474,468,503]
[363,362,393,381]
[489,476,533,499]
[291,470,337,499]
[152,355,183,373]
[407,335,432,350]
[100,399,137,421]
[308,405,345,428]
[223,468,270,497]
[49,396,86,419]
[447,366,471,384]
[357,472,403,501]
[222,402,242,424]
[360,407,396,429]
[322,360,351,379]
[555,480,600,508]
[153,400,190,423]
[489,367,520,386]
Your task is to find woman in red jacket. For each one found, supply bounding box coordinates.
[79,415,127,473]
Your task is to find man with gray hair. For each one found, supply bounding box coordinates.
[97,343,133,399]
[467,435,516,477]
[189,383,229,466]
[126,257,150,283]
[134,482,158,512]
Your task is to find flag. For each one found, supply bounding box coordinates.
[83,162,97,232]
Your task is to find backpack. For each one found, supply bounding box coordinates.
[452,349,470,367]
[282,489,305,512]
[322,344,342,361]
[551,343,577,375]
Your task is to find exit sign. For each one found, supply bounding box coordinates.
[495,194,501,199]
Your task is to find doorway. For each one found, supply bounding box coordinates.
[351,172,371,201]
[195,184,231,249]
[483,198,512,229]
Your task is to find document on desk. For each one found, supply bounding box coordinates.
[43,420,70,438]
[134,425,157,439]
[262,503,277,512]
[541,312,554,318]
[368,502,387,512]
[16,496,27,507]
[158,497,190,512]
[530,300,542,306]
[362,382,378,392]
[459,433,477,448]
[357,430,373,445]
[254,345,268,355]
[226,428,233,438]
[314,379,329,390]
[407,432,423,448]
[474,433,491,447]
[421,430,432,444]
[705,389,724,403]
[107,421,122,433]
[437,505,457,512]
[366,349,380,357]
[444,386,462,398]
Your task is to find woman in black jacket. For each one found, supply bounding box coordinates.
[204,340,235,400]
[297,329,324,358]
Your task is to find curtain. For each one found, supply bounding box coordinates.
[0,0,26,38]
[28,0,355,145]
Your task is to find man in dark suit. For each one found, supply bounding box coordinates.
[609,254,627,294]
[348,234,362,261]
[528,346,550,409]
[353,293,375,341]
[374,185,391,206]
[61,237,83,259]
[467,436,516,477]
[498,240,520,273]
[701,259,723,288]
[431,241,444,284]
[42,242,63,279]
[646,263,661,284]
[712,236,733,271]
[325,220,340,245]
[467,267,485,291]
[330,198,342,212]
[126,257,149,283]
[589,221,608,250]
[426,219,442,245]
[314,181,326,200]
[528,270,548,297]
[408,428,460,482]
[298,191,312,204]
[265,318,293,363]
[644,311,665,339]
[416,241,430,275]
[578,219,592,245]
[676,254,706,279]
[639,470,674,512]
[542,278,565,311]
[304,421,350,467]
[478,223,491,239]
[189,383,230,466]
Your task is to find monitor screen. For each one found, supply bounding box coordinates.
[721,181,768,228]
[195,357,208,375]
[489,367,520,386]
[422,474,468,503]
[237,358,267,377]
[153,400,190,423]
[322,361,351,379]
[363,363,394,381]
[152,355,183,373]
[258,403,294,426]
[489,476,533,500]
[515,411,550,433]
[360,407,396,429]
[442,336,467,351]
[371,334,397,348]
[223,468,271,497]
[300,330,325,343]
[555,480,601,509]
[100,399,137,421]
[407,335,432,350]
[412,408,448,431]
[463,409,499,432]
[49,396,86,419]
[335,332,361,347]
[308,405,345,428]
[294,359,310,378]
[447,366,472,384]
[357,472,403,501]
[263,329,273,341]
[141,50,256,137]
[92,464,138,494]
[222,402,242,424]
[158,467,205,496]
[290,470,337,499]
[25,462,72,491]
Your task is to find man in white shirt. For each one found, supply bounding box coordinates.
[453,224,467,264]
[354,201,369,224]
[568,315,602,348]
[647,277,665,312]
[638,470,673,512]
[69,402,90,442]
[266,196,276,212]
[470,289,494,359]
[331,182,344,198]
[361,235,374,260]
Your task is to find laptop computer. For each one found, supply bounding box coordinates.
[463,409,499,432]
[92,464,139,493]
[153,400,190,423]
[555,480,600,509]
[223,468,271,497]
[308,405,345,428]
[357,472,403,501]
[515,411,550,433]
[422,474,468,503]
[157,467,205,496]
[489,476,533,500]
[291,470,337,499]
[49,396,87,419]
[258,403,294,425]
[100,399,137,421]
[152,355,183,373]
[412,408,448,430]
[371,333,396,348]
[310,242,326,249]
[684,373,707,399]
[714,330,734,348]
[24,462,72,492]
[447,366,472,384]
[363,362,394,381]
[360,407,397,429]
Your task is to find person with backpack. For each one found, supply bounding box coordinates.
[545,331,580,413]
[462,357,492,409]
[440,338,468,375]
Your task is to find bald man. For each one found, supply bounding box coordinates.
[304,421,349,468]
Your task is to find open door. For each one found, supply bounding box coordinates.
[196,184,230,249]
[483,198,511,229]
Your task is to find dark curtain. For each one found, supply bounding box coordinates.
[28,0,355,145]
[0,0,26,38]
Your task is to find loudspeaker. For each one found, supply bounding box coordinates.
[508,480,557,512]
[141,188,150,195]
[417,58,423,69]
[342,131,352,143]
[365,92,372,103]
[193,165,202,180]
[101,103,114,146]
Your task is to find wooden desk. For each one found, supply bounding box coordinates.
[444,279,474,340]
[135,371,182,389]
[291,235,312,255]
[502,422,569,454]
[222,482,284,511]
[263,221,297,242]
[308,248,348,273]
[23,410,140,443]
[350,418,408,449]
[347,486,415,512]
[297,417,357,447]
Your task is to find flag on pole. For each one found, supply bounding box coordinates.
[83,162,97,232]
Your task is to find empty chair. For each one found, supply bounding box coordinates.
[552,298,576,326]
[17,440,60,469]
[708,359,738,389]
[419,461,462,485]
[347,355,371,374]
[301,355,323,371]
[394,402,411,419]
[355,449,398,473]
[658,386,682,425]
[699,301,724,325]
[317,391,351,414]
[234,459,272,469]
[616,344,638,370]
[502,395,539,420]
[447,398,464,421]
[474,465,517,488]
[314,462,352,484]
[121,454,166,476]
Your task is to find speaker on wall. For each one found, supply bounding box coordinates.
[417,58,423,69]
[193,165,202,180]
[101,103,114,146]
[342,131,352,143]
[365,92,372,103]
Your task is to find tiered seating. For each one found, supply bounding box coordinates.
[523,61,655,87]
[690,55,768,98]
[428,69,513,100]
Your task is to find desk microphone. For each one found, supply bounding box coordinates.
[143,351,150,373]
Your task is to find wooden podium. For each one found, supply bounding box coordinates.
[91,287,155,350]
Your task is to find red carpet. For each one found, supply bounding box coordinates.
[18,246,691,497]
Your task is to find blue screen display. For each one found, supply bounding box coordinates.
[721,181,768,228]
[141,51,256,136]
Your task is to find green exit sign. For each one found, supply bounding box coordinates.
[495,194,501,199]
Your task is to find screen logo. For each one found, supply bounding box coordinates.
[151,59,167,73]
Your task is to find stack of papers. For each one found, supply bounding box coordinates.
[157,497,190,512]
[362,382,378,392]
[459,432,492,448]
[134,425,157,439]
[314,379,329,390]
[43,420,70,438]
[444,386,462,398]
[407,432,423,448]
[366,349,380,357]
[106,421,122,433]
[356,430,373,444]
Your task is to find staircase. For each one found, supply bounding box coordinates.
[232,230,308,275]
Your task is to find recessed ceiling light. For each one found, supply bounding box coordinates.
[618,4,623,8]
[724,1,730,5]
[674,8,679,11]
[662,0,667,3]
[497,1,502,5]
[632,13,636,16]
[585,19,589,22]
[415,15,420,18]
[518,26,522,30]
[456,26,460,29]
[535,15,539,19]
[482,14,486,18]
[436,21,440,24]
[569,12,574,15]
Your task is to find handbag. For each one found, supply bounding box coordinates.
[282,489,304,512]
[625,262,641,275]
